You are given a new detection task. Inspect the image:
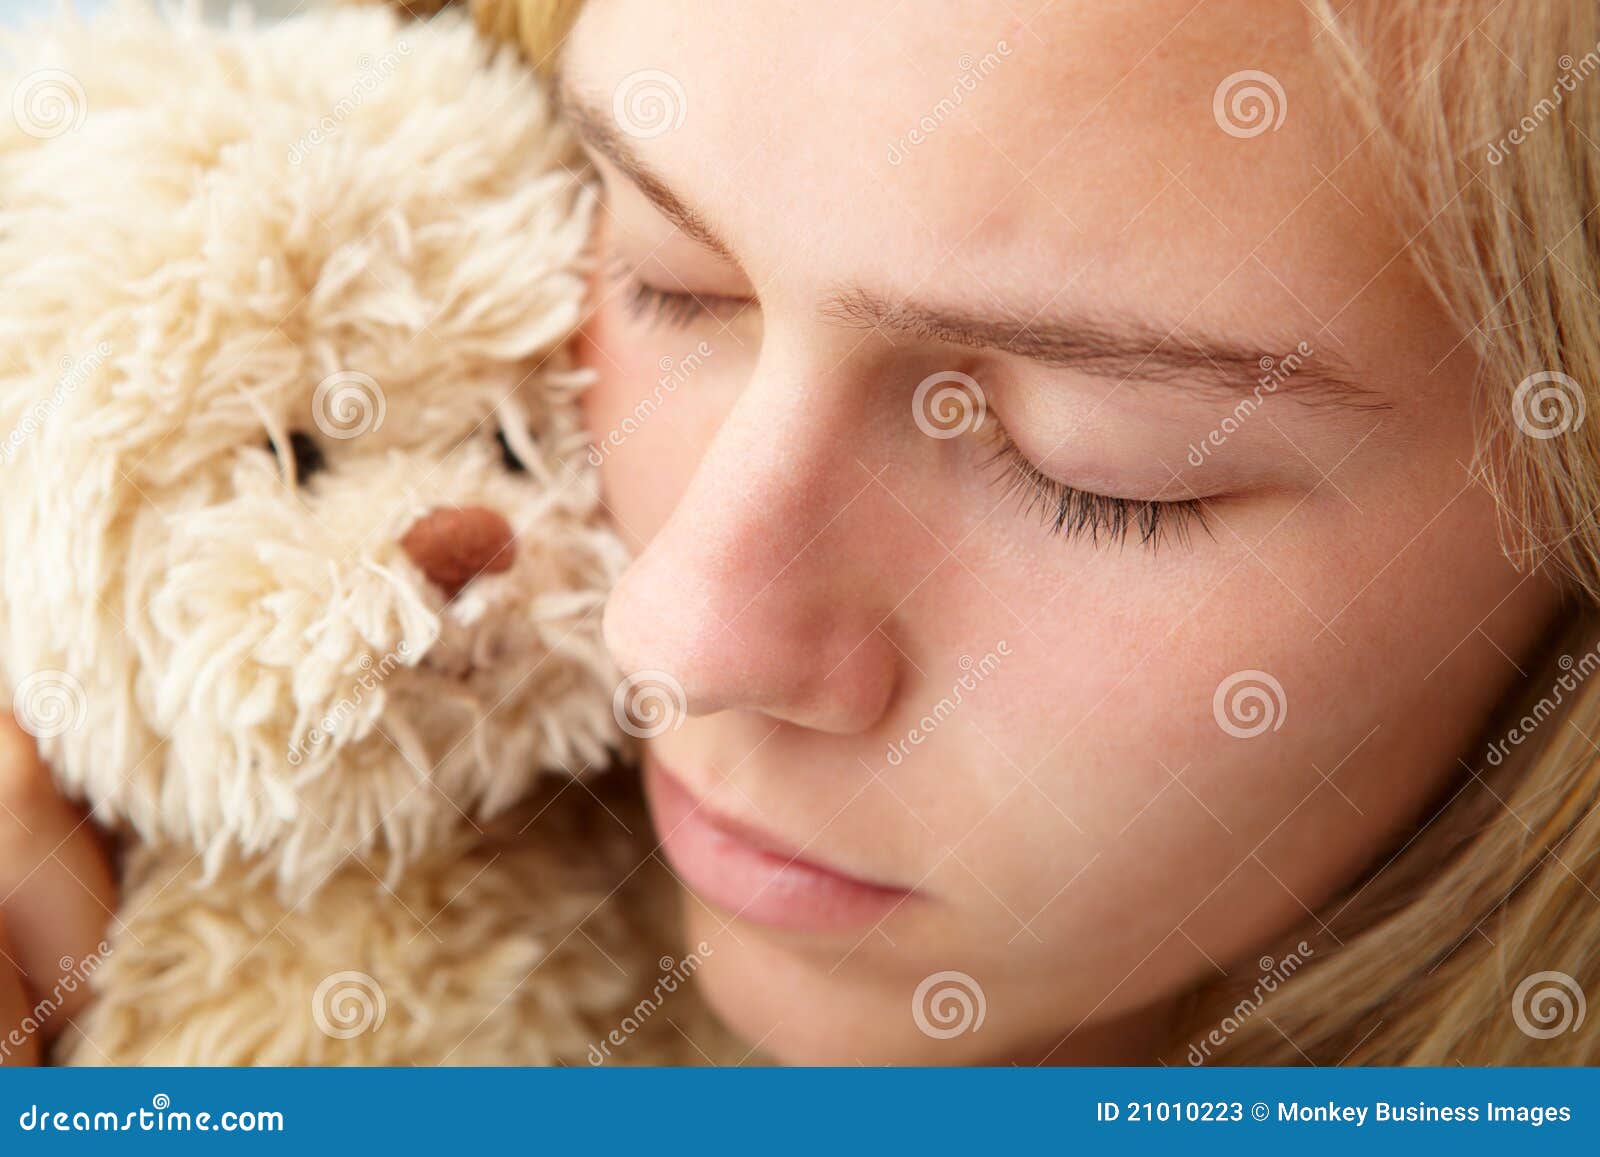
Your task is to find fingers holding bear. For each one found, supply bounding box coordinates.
[0,713,117,1046]
[0,915,41,1066]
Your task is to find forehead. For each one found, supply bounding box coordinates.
[563,0,1402,334]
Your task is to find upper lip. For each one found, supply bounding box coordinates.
[648,758,913,894]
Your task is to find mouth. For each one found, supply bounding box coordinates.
[644,758,917,935]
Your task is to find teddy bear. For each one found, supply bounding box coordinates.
[0,1,732,1065]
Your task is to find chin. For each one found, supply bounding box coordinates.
[682,906,1008,1066]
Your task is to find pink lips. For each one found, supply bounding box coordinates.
[644,760,915,934]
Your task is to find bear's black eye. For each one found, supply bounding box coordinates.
[270,430,325,483]
[495,428,528,474]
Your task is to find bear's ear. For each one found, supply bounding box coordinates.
[378,0,461,15]
[0,5,190,167]
[371,0,576,75]
[0,43,91,172]
[0,21,90,291]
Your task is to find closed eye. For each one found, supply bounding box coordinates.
[983,424,1209,550]
[608,260,752,330]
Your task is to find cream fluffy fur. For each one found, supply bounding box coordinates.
[0,3,728,1064]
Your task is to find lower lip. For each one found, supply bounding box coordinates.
[645,762,913,934]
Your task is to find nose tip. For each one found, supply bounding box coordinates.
[400,505,516,599]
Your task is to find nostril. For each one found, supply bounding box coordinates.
[400,505,516,600]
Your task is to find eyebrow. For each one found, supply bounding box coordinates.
[554,79,737,260]
[822,288,1382,411]
[556,77,1380,413]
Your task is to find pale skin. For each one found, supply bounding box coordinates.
[0,0,1561,1067]
[0,717,115,1066]
[566,0,1562,1063]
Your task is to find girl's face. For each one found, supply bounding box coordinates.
[563,0,1560,1063]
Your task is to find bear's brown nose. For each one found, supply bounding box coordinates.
[400,505,516,599]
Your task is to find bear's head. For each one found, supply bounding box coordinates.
[0,4,623,882]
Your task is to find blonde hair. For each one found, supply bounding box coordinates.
[1192,0,1600,1065]
[385,0,581,71]
[431,0,1600,1064]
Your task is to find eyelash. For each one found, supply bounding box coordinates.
[606,262,1205,551]
[626,280,709,328]
[984,424,1209,550]
[612,263,742,330]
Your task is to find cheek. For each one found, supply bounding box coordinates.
[575,293,701,538]
[876,466,1545,981]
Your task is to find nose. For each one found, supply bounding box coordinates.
[602,350,902,735]
[400,505,516,599]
